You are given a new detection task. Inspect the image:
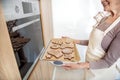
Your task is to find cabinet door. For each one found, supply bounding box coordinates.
[28,61,54,80]
[0,4,21,80]
[40,0,53,47]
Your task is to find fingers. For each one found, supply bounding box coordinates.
[62,63,72,67]
[62,65,71,70]
[62,63,78,70]
[62,63,72,70]
[63,66,71,70]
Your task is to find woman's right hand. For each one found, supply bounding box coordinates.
[62,62,89,70]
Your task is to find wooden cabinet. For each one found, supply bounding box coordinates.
[40,0,54,47]
[28,61,54,80]
[0,0,54,79]
[0,4,21,80]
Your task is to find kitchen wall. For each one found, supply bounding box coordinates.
[52,0,103,61]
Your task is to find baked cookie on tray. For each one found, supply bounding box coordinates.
[41,38,80,62]
[47,50,63,59]
[50,44,60,49]
[62,48,73,54]
[64,54,74,60]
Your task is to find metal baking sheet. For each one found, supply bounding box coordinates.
[41,38,80,62]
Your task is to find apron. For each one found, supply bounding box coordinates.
[116,59,120,80]
[86,16,120,61]
[85,58,120,80]
[85,16,120,80]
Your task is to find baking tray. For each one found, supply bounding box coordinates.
[41,38,80,62]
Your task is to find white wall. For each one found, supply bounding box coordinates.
[52,0,103,61]
[52,0,103,39]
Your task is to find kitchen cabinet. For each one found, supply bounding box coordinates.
[0,4,21,80]
[0,0,54,79]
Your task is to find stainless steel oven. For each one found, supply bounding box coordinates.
[1,0,44,79]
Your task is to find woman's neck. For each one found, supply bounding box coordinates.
[105,14,119,24]
[111,9,120,17]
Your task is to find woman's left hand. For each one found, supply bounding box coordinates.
[62,62,89,70]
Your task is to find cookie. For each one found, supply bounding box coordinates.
[60,43,74,49]
[64,54,74,60]
[66,43,74,48]
[51,39,63,45]
[47,50,63,59]
[46,54,52,59]
[58,39,63,45]
[50,44,60,49]
[65,38,72,44]
[47,50,56,54]
[53,51,63,58]
[60,43,66,49]
[62,48,73,54]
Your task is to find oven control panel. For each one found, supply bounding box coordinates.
[1,0,40,21]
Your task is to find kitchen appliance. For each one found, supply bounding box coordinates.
[1,0,40,21]
[1,0,44,79]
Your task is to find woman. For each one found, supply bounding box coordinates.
[62,0,120,79]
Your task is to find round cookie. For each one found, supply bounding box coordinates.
[62,48,73,54]
[50,44,60,49]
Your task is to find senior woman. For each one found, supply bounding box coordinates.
[62,0,120,80]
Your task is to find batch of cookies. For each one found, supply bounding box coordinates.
[44,38,76,61]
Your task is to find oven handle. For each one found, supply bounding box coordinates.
[12,18,40,32]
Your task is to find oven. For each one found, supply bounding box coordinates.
[1,0,44,79]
